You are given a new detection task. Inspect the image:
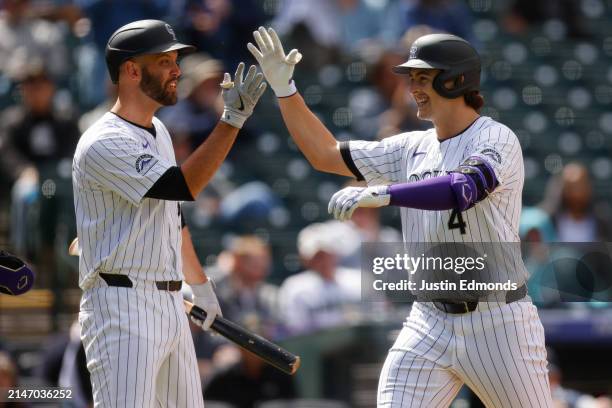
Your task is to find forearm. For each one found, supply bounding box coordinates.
[181,226,208,285]
[180,121,239,198]
[278,93,352,176]
[388,176,457,210]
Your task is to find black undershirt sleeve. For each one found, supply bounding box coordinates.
[339,141,365,181]
[144,166,194,201]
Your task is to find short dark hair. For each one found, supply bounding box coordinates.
[464,90,484,112]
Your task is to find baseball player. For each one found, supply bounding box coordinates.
[72,20,266,407]
[248,28,553,407]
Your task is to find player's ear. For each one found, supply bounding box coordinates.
[121,60,141,82]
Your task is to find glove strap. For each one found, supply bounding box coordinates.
[275,80,297,98]
[220,109,248,129]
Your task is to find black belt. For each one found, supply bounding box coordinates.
[99,273,182,292]
[432,284,527,314]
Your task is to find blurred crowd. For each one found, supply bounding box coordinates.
[1,0,611,407]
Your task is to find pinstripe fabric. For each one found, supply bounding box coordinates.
[348,117,552,407]
[377,301,552,407]
[73,113,182,289]
[74,113,201,407]
[79,281,204,407]
[348,117,524,244]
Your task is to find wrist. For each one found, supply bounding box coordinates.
[220,109,248,129]
[376,185,391,206]
[273,79,297,98]
[191,279,214,297]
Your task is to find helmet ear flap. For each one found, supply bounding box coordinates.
[433,69,480,99]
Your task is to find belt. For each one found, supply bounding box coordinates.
[99,273,182,292]
[432,284,527,314]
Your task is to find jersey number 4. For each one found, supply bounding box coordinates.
[448,209,467,234]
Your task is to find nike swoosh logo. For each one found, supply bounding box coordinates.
[143,141,149,149]
[412,151,426,157]
[237,95,244,111]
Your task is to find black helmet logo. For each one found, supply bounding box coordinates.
[165,24,176,41]
[409,45,418,60]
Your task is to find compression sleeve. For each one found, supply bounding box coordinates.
[388,175,457,210]
[144,166,194,201]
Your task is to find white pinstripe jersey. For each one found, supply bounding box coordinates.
[347,116,523,244]
[72,112,183,290]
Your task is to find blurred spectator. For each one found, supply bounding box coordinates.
[218,182,284,231]
[337,0,388,53]
[520,206,557,243]
[278,222,361,336]
[349,43,428,140]
[541,163,612,242]
[383,0,475,45]
[273,0,394,55]
[36,321,92,408]
[519,207,562,306]
[74,0,171,106]
[36,331,70,387]
[0,0,71,81]
[182,0,266,70]
[58,321,92,408]
[78,80,117,133]
[213,235,283,338]
[520,206,612,306]
[547,348,596,407]
[0,63,80,279]
[203,317,296,408]
[273,0,342,69]
[503,0,590,38]
[158,53,224,163]
[273,0,338,46]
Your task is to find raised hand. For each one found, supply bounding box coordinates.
[247,27,302,97]
[220,62,267,129]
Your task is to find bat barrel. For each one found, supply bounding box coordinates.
[186,301,300,375]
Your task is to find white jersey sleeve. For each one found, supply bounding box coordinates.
[81,133,173,205]
[340,131,429,185]
[463,124,522,192]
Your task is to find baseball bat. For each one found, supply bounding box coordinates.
[184,300,300,375]
[68,237,300,375]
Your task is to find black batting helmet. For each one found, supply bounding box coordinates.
[393,33,481,99]
[105,19,196,83]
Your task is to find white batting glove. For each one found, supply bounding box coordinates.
[220,62,267,129]
[247,26,302,97]
[190,280,222,331]
[328,185,391,221]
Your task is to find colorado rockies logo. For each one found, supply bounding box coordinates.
[409,45,418,59]
[135,154,154,173]
[165,24,176,40]
[408,169,446,182]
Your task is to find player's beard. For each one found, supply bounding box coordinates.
[139,67,177,106]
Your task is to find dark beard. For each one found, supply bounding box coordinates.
[139,67,177,106]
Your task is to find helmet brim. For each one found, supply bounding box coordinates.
[392,59,449,74]
[143,41,197,56]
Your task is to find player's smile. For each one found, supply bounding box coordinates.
[413,93,430,108]
[166,78,178,92]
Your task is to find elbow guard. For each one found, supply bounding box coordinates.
[449,157,498,211]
